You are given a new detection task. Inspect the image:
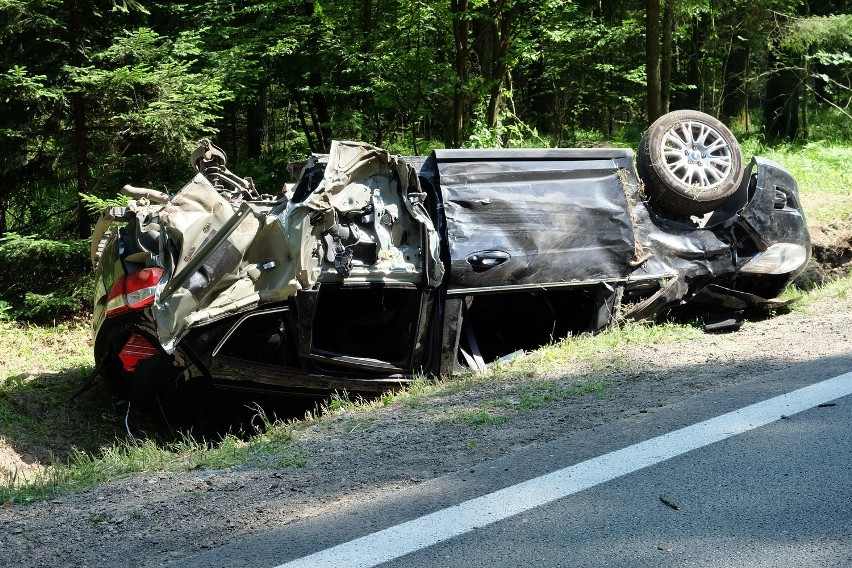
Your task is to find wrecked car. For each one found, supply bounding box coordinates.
[90,110,810,401]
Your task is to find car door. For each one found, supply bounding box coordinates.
[433,148,640,293]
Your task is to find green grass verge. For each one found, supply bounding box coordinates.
[740,137,852,226]
[0,321,305,505]
[439,376,609,427]
[783,269,852,313]
[2,128,851,505]
[1,427,304,505]
[0,320,93,377]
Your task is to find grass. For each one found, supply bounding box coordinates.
[504,378,609,410]
[740,137,852,226]
[0,320,305,505]
[321,320,697,431]
[439,376,609,427]
[442,409,507,427]
[784,268,852,313]
[0,321,114,463]
[496,321,702,378]
[0,313,710,504]
[1,427,305,505]
[3,113,851,505]
[0,399,305,505]
[0,319,93,377]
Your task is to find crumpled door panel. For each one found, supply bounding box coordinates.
[152,141,444,353]
[154,175,262,350]
[287,141,443,286]
[434,149,638,289]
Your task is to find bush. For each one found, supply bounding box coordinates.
[0,233,91,321]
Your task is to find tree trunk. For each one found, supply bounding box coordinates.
[661,0,674,114]
[362,0,372,48]
[412,0,422,154]
[489,2,519,130]
[450,0,470,148]
[471,1,520,130]
[677,14,706,111]
[764,49,800,141]
[230,103,239,162]
[308,71,332,152]
[721,36,749,122]
[801,52,810,141]
[246,84,267,158]
[292,90,316,152]
[71,94,89,237]
[67,0,90,238]
[646,0,663,123]
[800,1,811,141]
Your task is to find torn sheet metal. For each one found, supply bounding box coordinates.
[92,135,811,398]
[287,141,444,287]
[153,175,263,350]
[151,141,443,351]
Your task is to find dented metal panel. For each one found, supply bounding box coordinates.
[290,141,444,287]
[434,150,638,290]
[150,141,443,352]
[738,157,810,250]
[154,175,262,350]
[91,133,812,401]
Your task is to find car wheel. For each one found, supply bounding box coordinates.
[637,110,744,216]
[94,318,194,406]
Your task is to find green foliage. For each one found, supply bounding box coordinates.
[780,14,852,54]
[519,1,647,143]
[79,192,129,217]
[465,101,548,148]
[0,234,90,321]
[68,26,232,188]
[0,0,849,311]
[0,64,65,232]
[319,390,359,415]
[21,292,81,322]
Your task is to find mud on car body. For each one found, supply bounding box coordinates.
[90,111,810,402]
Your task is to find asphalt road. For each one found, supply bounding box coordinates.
[169,352,852,568]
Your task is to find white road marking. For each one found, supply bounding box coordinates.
[273,371,852,568]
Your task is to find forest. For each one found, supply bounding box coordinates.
[0,0,851,319]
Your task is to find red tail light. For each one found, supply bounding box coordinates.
[119,332,159,372]
[105,267,164,317]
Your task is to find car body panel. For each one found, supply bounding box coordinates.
[91,137,811,400]
[433,149,639,290]
[144,141,444,353]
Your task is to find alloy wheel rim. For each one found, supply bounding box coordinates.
[660,120,733,187]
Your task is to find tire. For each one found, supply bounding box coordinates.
[94,317,194,407]
[637,110,744,216]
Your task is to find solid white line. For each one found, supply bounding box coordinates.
[273,371,852,568]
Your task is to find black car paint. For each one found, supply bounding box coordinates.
[91,146,810,399]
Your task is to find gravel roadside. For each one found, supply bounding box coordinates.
[1,287,851,567]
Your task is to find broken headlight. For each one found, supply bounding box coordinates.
[740,243,808,275]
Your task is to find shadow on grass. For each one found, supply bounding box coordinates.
[0,364,125,468]
[0,362,326,504]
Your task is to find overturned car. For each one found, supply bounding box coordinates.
[91,110,810,400]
